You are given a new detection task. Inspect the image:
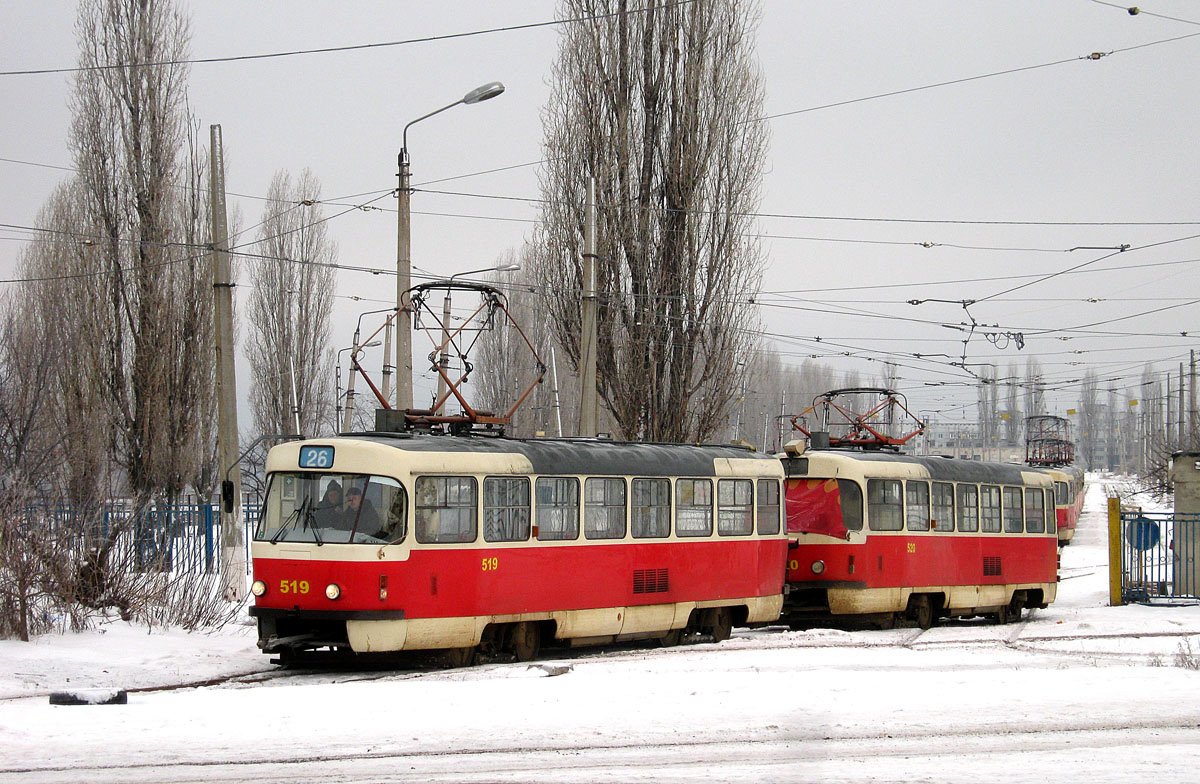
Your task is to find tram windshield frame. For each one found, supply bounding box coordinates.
[254,471,407,545]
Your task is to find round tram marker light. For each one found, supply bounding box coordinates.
[811,560,826,575]
[251,580,267,597]
[325,583,342,600]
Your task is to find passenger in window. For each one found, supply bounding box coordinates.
[343,485,382,537]
[314,481,343,528]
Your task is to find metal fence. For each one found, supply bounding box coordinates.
[31,503,261,575]
[1120,510,1200,604]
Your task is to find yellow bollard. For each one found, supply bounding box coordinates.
[1108,495,1123,606]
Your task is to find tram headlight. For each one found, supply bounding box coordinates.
[251,580,267,597]
[325,583,342,601]
[811,560,826,575]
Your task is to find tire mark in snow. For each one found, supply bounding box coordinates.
[11,721,1200,783]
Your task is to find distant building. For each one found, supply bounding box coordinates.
[914,420,1024,463]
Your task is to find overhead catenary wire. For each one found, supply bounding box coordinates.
[5,215,1196,354]
[755,28,1200,123]
[0,1,698,77]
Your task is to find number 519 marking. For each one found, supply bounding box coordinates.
[481,557,499,572]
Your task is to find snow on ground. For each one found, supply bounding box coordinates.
[2,473,1200,783]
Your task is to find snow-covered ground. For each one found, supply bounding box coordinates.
[3,475,1200,783]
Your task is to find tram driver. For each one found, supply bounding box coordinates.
[313,481,343,529]
[343,485,382,538]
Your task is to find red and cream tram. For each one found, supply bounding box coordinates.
[1043,465,1086,546]
[249,434,786,663]
[782,446,1059,628]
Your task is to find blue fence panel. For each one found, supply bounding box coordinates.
[1121,510,1200,604]
[26,502,260,577]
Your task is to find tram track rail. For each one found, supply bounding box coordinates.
[8,716,1200,783]
[7,615,1200,703]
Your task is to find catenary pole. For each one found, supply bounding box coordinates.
[578,177,598,437]
[395,150,414,411]
[1191,350,1197,446]
[209,125,244,601]
[1181,363,1187,445]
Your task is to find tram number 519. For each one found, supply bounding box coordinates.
[481,557,499,572]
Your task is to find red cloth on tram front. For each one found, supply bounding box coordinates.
[786,478,850,539]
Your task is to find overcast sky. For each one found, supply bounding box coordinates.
[2,0,1198,425]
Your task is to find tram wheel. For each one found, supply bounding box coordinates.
[908,595,934,630]
[710,608,733,643]
[511,622,541,662]
[656,628,683,648]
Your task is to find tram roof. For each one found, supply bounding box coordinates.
[340,432,780,477]
[804,450,1050,485]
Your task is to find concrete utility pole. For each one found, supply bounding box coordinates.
[1181,362,1187,445]
[209,125,243,601]
[1191,350,1197,446]
[578,177,599,437]
[550,345,564,438]
[395,150,414,412]
[381,320,393,406]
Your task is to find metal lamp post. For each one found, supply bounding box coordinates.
[396,81,505,413]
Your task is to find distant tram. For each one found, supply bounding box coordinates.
[1043,464,1086,545]
[782,448,1059,628]
[249,433,787,663]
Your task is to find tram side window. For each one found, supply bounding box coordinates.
[906,481,931,531]
[415,476,478,544]
[1055,481,1069,506]
[1002,486,1024,533]
[675,479,713,537]
[956,484,979,532]
[1024,488,1045,534]
[584,477,626,540]
[932,482,955,532]
[716,479,753,536]
[838,480,864,532]
[980,485,1001,533]
[1046,489,1057,533]
[867,478,903,531]
[632,478,671,538]
[756,479,781,535]
[536,477,579,541]
[483,476,530,543]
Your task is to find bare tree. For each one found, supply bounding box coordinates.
[68,0,210,505]
[246,169,336,439]
[1002,364,1021,445]
[1078,370,1102,470]
[1023,357,1046,420]
[533,0,769,442]
[7,182,115,507]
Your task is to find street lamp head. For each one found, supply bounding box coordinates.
[448,262,522,282]
[463,81,505,105]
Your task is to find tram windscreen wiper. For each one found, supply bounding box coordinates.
[271,495,312,544]
[305,500,323,546]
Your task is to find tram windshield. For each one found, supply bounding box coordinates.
[255,472,406,545]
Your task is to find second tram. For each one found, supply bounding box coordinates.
[1044,464,1086,546]
[782,447,1059,628]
